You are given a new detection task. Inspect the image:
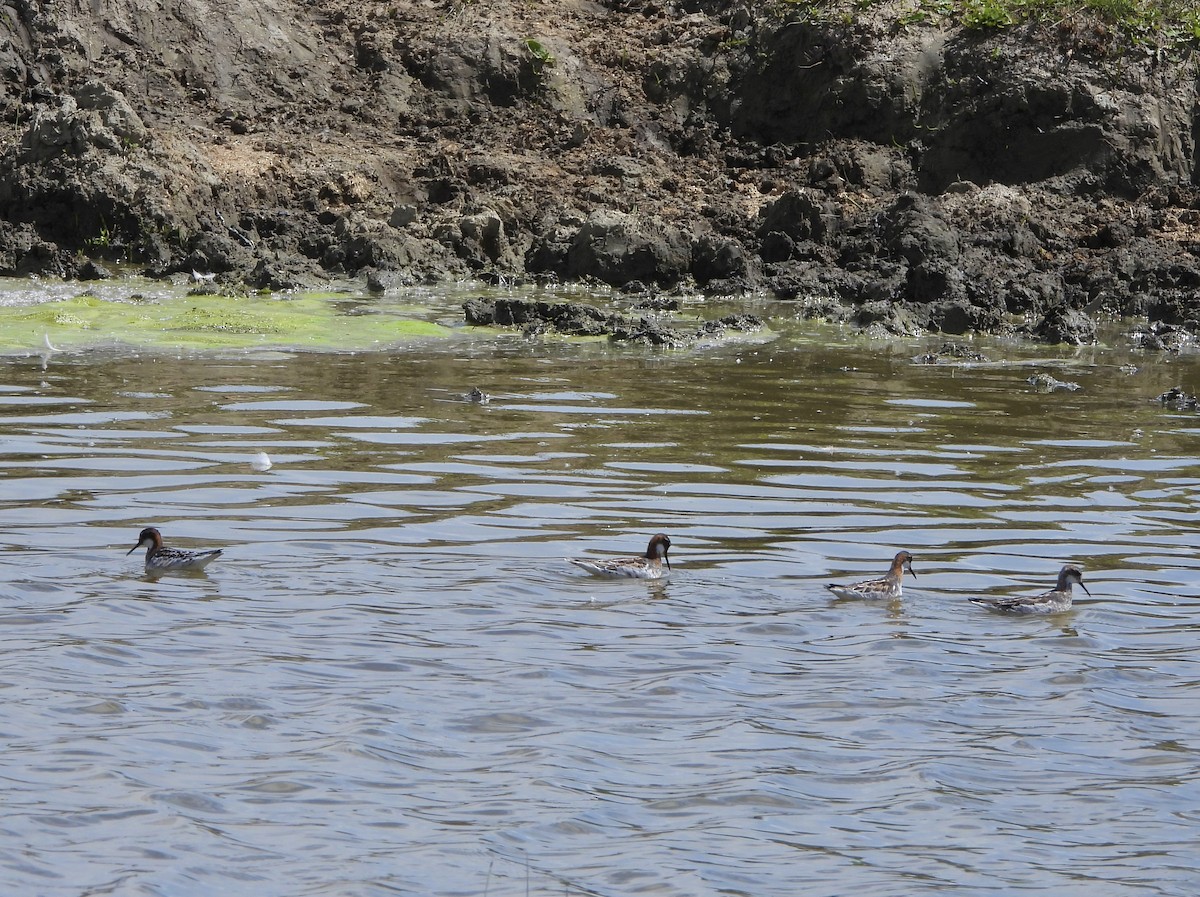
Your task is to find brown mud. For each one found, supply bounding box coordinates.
[0,0,1197,341]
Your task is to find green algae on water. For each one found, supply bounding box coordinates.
[0,293,451,353]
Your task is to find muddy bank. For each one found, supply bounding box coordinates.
[0,0,1197,341]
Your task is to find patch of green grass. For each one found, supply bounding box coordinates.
[0,293,451,353]
[774,0,1200,50]
[775,0,845,25]
[969,0,1200,50]
[84,220,113,250]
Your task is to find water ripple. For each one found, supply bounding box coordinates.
[1,337,1198,896]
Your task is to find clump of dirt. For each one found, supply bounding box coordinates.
[0,0,1197,339]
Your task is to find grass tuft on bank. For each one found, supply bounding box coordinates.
[777,0,1200,51]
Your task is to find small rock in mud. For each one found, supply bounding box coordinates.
[1130,322,1194,353]
[1033,306,1096,346]
[855,301,922,337]
[1158,386,1198,410]
[1028,372,1081,392]
[77,259,112,281]
[463,297,498,326]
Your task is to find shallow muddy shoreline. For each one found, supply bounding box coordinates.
[0,274,1184,363]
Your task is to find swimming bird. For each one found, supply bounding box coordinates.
[127,526,223,573]
[568,533,671,579]
[969,564,1090,614]
[826,550,915,600]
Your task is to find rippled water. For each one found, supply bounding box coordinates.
[2,299,1199,896]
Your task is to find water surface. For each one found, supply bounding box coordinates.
[1,290,1199,896]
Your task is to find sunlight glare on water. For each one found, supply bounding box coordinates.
[1,308,1200,896]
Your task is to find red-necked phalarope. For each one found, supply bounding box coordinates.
[969,564,1090,614]
[127,526,223,573]
[568,533,671,579]
[826,550,915,600]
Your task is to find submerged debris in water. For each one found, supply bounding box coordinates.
[462,298,763,348]
[464,298,612,336]
[1158,386,1198,410]
[912,342,989,364]
[609,316,687,347]
[1028,372,1081,392]
[697,314,764,337]
[631,295,680,312]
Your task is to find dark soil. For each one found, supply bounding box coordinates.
[0,0,1197,341]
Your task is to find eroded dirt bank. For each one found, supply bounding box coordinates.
[0,0,1197,340]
